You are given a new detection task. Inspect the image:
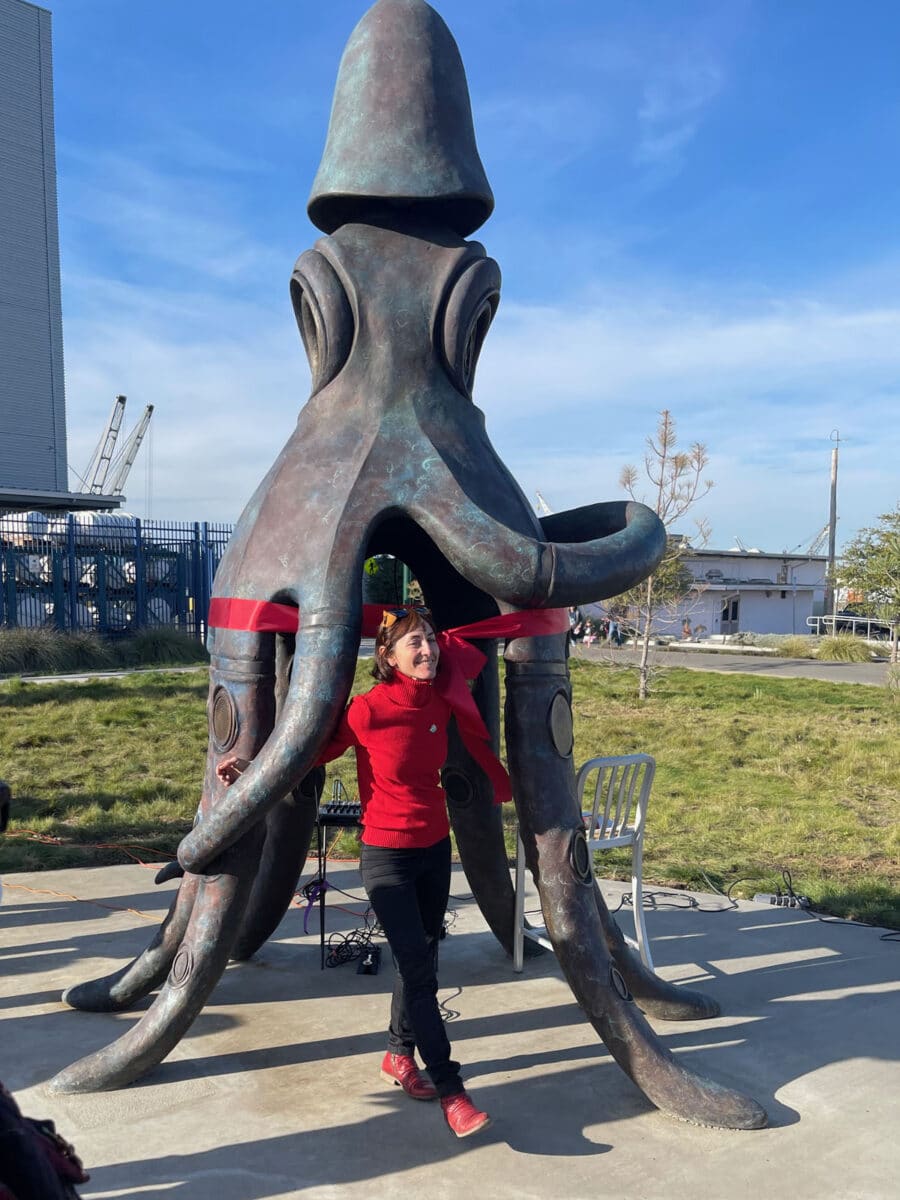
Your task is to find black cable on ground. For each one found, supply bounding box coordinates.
[438,986,462,1022]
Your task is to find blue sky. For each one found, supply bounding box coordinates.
[49,0,900,552]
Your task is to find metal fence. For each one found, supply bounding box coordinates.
[0,511,234,640]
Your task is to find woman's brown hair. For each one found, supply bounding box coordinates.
[372,606,436,682]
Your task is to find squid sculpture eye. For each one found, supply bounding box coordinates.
[290,249,354,395]
[439,256,501,398]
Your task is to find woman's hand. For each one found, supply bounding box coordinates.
[216,756,251,786]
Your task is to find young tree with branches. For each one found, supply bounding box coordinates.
[616,410,713,699]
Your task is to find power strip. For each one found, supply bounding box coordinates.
[753,893,810,908]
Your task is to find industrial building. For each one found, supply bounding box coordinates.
[0,0,120,512]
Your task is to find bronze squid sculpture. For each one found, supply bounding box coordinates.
[52,0,766,1131]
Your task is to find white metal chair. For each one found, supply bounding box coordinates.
[513,753,656,972]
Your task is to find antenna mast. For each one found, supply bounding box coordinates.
[823,431,840,619]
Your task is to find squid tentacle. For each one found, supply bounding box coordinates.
[178,617,361,875]
[409,474,666,606]
[441,645,531,957]
[61,873,200,1013]
[506,655,766,1129]
[50,827,264,1093]
[230,770,324,961]
[519,817,765,1128]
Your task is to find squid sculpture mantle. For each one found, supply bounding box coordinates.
[52,0,766,1130]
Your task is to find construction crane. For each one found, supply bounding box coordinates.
[807,525,829,556]
[105,405,154,496]
[534,490,553,515]
[83,395,127,493]
[786,524,829,557]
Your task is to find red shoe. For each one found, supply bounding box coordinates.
[440,1090,491,1138]
[380,1052,438,1101]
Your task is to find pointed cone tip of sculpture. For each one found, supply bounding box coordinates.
[308,0,494,236]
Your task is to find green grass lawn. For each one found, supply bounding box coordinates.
[2,659,897,927]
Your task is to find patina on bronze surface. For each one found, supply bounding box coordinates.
[52,0,766,1130]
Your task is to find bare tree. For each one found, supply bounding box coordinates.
[616,410,713,699]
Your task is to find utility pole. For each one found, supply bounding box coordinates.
[823,430,840,625]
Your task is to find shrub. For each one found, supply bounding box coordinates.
[0,628,57,674]
[0,627,207,675]
[728,632,760,646]
[118,627,208,667]
[0,628,113,674]
[776,635,818,659]
[817,635,873,662]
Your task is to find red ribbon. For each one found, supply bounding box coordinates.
[207,597,571,807]
[208,597,569,642]
[207,597,300,633]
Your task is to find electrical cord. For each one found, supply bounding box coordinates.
[541,864,898,941]
[325,924,379,968]
[610,887,735,915]
[438,986,462,1022]
[689,866,897,938]
[322,904,383,968]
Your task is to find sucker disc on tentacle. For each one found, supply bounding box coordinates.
[50,828,263,1093]
[61,873,200,1013]
[230,769,323,961]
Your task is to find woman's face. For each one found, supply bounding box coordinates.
[386,621,440,681]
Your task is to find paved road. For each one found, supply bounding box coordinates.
[7,644,893,689]
[573,642,892,687]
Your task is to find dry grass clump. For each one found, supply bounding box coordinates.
[817,634,874,662]
[775,635,818,659]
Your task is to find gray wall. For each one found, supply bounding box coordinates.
[0,0,68,491]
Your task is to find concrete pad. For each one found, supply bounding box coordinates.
[1,862,898,1200]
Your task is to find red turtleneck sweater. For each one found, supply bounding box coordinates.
[318,674,454,849]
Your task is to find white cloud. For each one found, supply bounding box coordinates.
[479,298,900,412]
[60,150,287,285]
[476,293,900,550]
[61,259,899,556]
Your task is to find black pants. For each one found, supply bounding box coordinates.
[359,837,463,1098]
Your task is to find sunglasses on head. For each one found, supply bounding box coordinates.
[379,605,431,630]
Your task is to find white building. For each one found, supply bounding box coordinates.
[646,547,828,638]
